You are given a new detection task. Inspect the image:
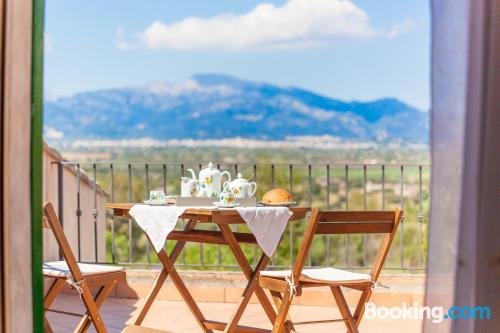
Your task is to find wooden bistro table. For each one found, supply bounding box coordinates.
[107,203,309,333]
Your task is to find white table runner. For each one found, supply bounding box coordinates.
[129,205,292,257]
[235,207,292,256]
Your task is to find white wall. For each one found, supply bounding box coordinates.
[43,144,107,263]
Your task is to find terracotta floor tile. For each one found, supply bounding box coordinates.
[47,294,422,333]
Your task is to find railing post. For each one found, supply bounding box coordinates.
[110,163,115,263]
[128,163,133,264]
[57,162,64,260]
[145,164,150,264]
[93,164,98,263]
[253,164,258,265]
[345,164,349,267]
[400,165,404,269]
[363,164,367,267]
[76,164,81,262]
[307,164,312,267]
[381,165,385,210]
[326,164,331,266]
[271,164,275,188]
[289,164,294,267]
[163,164,167,195]
[198,163,204,265]
[418,165,423,268]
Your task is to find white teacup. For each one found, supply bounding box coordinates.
[219,190,236,205]
[149,190,166,202]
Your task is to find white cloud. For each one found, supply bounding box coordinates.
[125,0,376,51]
[44,126,64,140]
[387,19,416,38]
[114,27,130,50]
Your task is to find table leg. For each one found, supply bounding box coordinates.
[133,219,197,325]
[156,249,213,333]
[223,255,270,333]
[218,224,278,332]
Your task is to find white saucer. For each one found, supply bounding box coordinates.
[213,202,240,208]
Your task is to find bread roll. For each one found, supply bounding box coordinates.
[262,188,292,203]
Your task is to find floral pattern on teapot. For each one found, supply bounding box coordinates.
[196,162,231,198]
[224,173,257,198]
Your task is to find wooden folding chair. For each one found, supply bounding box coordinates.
[259,208,403,333]
[43,202,126,333]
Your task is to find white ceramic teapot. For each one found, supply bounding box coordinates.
[197,162,231,198]
[224,173,257,198]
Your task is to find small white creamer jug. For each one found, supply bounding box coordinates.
[181,169,199,197]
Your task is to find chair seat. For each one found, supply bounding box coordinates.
[261,267,372,284]
[43,261,124,278]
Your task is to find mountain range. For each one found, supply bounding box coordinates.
[44,74,429,145]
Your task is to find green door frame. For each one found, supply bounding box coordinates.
[31,0,44,331]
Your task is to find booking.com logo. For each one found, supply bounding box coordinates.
[365,303,491,323]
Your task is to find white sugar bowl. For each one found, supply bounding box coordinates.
[224,173,257,198]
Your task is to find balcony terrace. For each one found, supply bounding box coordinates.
[43,150,429,332]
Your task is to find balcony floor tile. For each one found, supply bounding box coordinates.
[46,294,422,332]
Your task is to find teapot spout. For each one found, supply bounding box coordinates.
[186,168,197,180]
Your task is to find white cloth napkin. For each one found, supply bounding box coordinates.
[129,205,292,257]
[129,205,189,252]
[235,207,292,257]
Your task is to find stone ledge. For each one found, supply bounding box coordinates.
[51,269,426,307]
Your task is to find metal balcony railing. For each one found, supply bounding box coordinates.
[54,161,430,272]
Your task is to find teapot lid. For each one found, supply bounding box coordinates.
[235,173,247,181]
[201,162,219,173]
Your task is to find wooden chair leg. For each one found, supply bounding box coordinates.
[44,315,54,333]
[44,278,66,332]
[330,286,359,333]
[270,291,296,333]
[76,281,116,333]
[352,289,372,328]
[79,281,108,333]
[44,278,65,308]
[272,289,293,333]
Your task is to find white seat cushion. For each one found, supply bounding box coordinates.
[43,261,124,277]
[261,267,371,283]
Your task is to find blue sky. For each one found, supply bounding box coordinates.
[44,0,430,110]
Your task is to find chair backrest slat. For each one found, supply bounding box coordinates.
[370,209,403,281]
[290,208,402,283]
[318,211,395,223]
[43,202,84,281]
[291,208,320,280]
[316,221,394,234]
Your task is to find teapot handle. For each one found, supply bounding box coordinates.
[221,171,231,183]
[249,182,257,197]
[222,181,230,192]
